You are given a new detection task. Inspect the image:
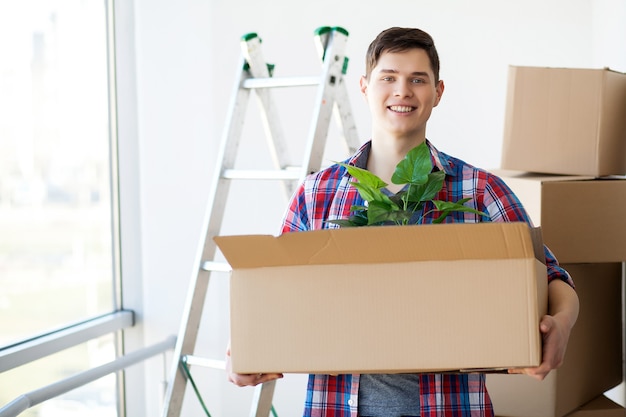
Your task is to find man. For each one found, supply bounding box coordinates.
[227,27,579,417]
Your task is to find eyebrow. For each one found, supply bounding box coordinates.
[378,69,431,78]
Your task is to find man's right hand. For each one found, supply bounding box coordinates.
[226,347,283,387]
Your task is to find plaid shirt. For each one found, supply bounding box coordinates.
[280,140,574,417]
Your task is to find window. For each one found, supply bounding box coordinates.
[0,0,120,414]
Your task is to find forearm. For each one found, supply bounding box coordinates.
[548,279,579,332]
[548,280,579,329]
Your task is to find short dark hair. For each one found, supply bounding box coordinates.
[365,27,440,82]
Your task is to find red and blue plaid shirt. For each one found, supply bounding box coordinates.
[280,140,574,417]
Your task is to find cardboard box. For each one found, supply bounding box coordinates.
[565,395,626,417]
[492,170,626,263]
[216,222,548,374]
[500,66,626,176]
[488,263,623,417]
[497,395,626,417]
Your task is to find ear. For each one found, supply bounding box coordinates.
[359,75,368,97]
[433,79,445,107]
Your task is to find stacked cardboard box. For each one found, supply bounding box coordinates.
[496,396,626,417]
[564,395,626,417]
[487,263,622,417]
[485,172,626,263]
[489,65,626,416]
[500,66,626,177]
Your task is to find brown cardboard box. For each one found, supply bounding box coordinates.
[216,222,548,374]
[500,66,626,176]
[491,170,626,263]
[488,263,623,417]
[565,395,626,417]
[497,395,626,417]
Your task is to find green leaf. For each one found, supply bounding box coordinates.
[432,198,488,218]
[326,211,369,227]
[385,209,416,225]
[351,182,387,204]
[367,200,400,225]
[391,142,432,185]
[404,171,445,204]
[349,212,369,226]
[337,162,387,189]
[431,210,452,224]
[326,218,359,227]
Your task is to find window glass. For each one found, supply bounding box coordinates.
[0,1,115,347]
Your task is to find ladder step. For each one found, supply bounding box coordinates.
[201,261,231,272]
[222,168,301,180]
[183,355,226,370]
[242,76,320,89]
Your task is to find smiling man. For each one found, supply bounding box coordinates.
[226,27,579,417]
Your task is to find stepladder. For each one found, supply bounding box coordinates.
[161,26,360,417]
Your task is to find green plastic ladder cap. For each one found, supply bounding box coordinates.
[332,26,349,36]
[342,57,349,75]
[241,32,259,42]
[314,26,331,36]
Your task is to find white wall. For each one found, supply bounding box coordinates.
[117,0,626,415]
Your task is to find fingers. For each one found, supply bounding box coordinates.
[225,344,283,387]
[539,315,554,334]
[507,366,549,381]
[228,372,283,387]
[506,315,564,381]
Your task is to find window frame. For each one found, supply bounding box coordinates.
[0,0,134,414]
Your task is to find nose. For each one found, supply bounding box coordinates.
[394,81,413,98]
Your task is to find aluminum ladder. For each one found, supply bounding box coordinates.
[161,26,359,417]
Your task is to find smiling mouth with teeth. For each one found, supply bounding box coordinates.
[389,105,415,113]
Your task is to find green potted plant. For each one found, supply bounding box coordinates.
[329,142,486,227]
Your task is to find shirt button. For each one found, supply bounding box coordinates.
[348,399,354,406]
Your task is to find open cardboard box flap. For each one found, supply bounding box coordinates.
[215,221,542,267]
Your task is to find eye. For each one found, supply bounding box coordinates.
[381,76,394,82]
[411,78,426,84]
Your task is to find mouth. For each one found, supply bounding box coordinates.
[388,105,416,113]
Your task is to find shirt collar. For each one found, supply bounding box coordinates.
[347,139,457,177]
[426,139,457,176]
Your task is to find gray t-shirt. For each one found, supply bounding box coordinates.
[359,186,421,417]
[358,373,420,417]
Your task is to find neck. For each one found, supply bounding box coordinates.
[367,136,426,190]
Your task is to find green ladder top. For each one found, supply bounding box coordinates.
[314,26,349,37]
[242,26,349,42]
[240,26,350,76]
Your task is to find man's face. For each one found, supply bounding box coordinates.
[360,48,444,141]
